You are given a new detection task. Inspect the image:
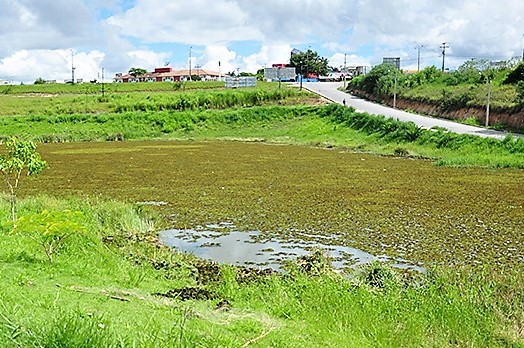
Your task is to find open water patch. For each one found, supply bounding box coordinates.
[160,222,424,272]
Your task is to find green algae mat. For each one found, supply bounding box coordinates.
[23,140,524,268]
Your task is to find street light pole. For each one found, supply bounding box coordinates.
[415,45,423,72]
[188,46,192,81]
[486,77,492,127]
[393,70,398,109]
[71,49,76,85]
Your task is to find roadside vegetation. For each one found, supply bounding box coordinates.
[0,82,524,346]
[348,59,524,131]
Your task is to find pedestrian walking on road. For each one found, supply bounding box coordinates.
[342,99,346,106]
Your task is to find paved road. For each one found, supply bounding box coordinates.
[301,82,513,139]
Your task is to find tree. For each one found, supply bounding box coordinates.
[256,68,264,81]
[504,62,524,84]
[0,138,48,221]
[128,67,148,77]
[289,49,329,77]
[34,77,46,85]
[349,63,399,96]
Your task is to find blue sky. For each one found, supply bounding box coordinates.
[0,0,523,83]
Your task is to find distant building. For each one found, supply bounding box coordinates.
[347,66,371,77]
[383,57,401,70]
[114,67,225,83]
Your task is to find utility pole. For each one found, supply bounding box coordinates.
[277,66,282,89]
[101,67,105,98]
[188,46,192,81]
[71,49,76,84]
[415,45,423,72]
[522,34,524,62]
[299,61,303,91]
[440,42,449,72]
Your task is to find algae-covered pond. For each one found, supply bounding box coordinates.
[23,140,524,268]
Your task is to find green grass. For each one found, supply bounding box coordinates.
[0,84,308,116]
[0,80,226,95]
[0,195,522,347]
[401,82,518,109]
[3,102,524,168]
[1,82,523,346]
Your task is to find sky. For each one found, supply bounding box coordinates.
[1,0,523,83]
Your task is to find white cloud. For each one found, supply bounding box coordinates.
[0,0,96,56]
[0,49,105,83]
[106,0,355,46]
[236,0,355,43]
[126,50,171,71]
[106,0,262,45]
[329,53,370,70]
[1,0,524,81]
[350,0,524,67]
[201,46,237,74]
[243,45,293,72]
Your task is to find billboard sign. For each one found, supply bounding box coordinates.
[383,57,401,70]
[225,76,257,88]
[264,67,296,82]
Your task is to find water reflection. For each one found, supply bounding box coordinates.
[160,222,424,272]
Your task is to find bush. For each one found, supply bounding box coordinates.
[504,62,524,84]
[354,261,402,290]
[515,81,524,105]
[7,210,87,263]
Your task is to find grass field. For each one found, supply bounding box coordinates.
[1,196,523,347]
[1,82,524,347]
[0,82,308,116]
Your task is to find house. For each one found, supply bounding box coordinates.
[114,67,225,83]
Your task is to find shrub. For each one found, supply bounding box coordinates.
[7,210,87,263]
[504,62,524,84]
[515,81,524,105]
[354,261,402,291]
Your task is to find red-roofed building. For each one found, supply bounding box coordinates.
[114,67,225,83]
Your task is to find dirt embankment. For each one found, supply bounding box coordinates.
[348,89,524,131]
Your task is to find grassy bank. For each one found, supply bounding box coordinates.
[0,196,522,347]
[2,102,524,168]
